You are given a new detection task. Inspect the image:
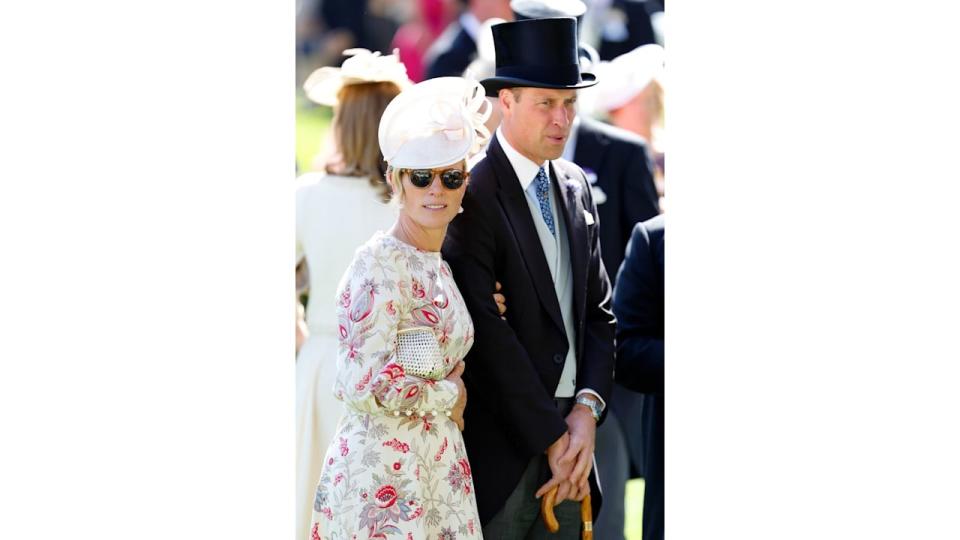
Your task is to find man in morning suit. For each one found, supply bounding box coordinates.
[443,17,616,539]
[612,215,665,540]
[513,5,660,539]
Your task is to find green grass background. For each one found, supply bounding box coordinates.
[297,98,646,539]
[296,97,332,174]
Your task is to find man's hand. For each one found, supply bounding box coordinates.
[560,402,597,497]
[445,361,467,431]
[493,281,507,320]
[535,432,575,504]
[569,479,591,502]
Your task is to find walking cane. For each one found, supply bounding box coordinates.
[540,485,593,539]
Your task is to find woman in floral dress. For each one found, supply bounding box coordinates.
[310,77,492,540]
[296,48,409,540]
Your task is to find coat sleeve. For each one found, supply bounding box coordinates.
[444,189,569,456]
[612,222,664,395]
[333,245,461,416]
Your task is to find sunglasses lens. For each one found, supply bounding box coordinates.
[441,169,465,189]
[409,170,433,188]
[406,168,465,189]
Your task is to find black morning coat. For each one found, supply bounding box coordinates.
[442,134,617,525]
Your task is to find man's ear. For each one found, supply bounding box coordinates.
[498,89,512,114]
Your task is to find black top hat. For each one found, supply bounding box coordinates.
[480,17,597,97]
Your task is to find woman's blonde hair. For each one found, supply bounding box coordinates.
[384,165,403,206]
[326,81,401,202]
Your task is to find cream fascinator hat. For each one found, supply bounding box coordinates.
[378,77,492,169]
[303,48,412,106]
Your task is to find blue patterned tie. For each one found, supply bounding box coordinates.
[534,167,556,236]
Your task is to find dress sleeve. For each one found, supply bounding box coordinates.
[333,244,461,417]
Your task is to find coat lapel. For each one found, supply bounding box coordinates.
[488,136,566,334]
[551,161,588,354]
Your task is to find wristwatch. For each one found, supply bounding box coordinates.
[575,395,602,422]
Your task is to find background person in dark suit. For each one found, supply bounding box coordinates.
[443,17,615,539]
[612,215,664,540]
[566,116,660,280]
[423,0,513,79]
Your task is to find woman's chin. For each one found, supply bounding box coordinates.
[416,208,457,227]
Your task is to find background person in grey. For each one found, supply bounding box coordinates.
[443,17,616,538]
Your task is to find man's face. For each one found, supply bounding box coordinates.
[499,87,577,164]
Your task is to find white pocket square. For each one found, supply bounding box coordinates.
[583,210,595,225]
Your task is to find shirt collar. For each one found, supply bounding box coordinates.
[459,12,482,41]
[497,126,547,191]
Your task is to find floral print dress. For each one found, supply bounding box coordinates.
[310,232,482,540]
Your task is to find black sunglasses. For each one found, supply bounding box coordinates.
[402,168,469,190]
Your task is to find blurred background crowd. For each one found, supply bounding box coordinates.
[296,0,664,194]
[295,2,665,539]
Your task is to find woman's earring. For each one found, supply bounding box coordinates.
[458,206,464,214]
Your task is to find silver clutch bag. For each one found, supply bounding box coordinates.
[396,327,446,380]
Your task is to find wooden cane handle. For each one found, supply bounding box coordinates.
[540,485,560,533]
[541,487,594,539]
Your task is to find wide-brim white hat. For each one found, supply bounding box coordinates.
[303,48,412,106]
[378,77,492,169]
[591,44,664,112]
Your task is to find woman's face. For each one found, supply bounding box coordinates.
[394,160,469,231]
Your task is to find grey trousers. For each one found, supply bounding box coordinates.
[482,454,584,539]
[592,410,629,540]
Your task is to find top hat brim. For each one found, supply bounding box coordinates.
[480,72,596,97]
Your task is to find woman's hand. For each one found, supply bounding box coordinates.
[445,361,467,431]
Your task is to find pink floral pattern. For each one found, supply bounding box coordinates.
[311,232,481,539]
